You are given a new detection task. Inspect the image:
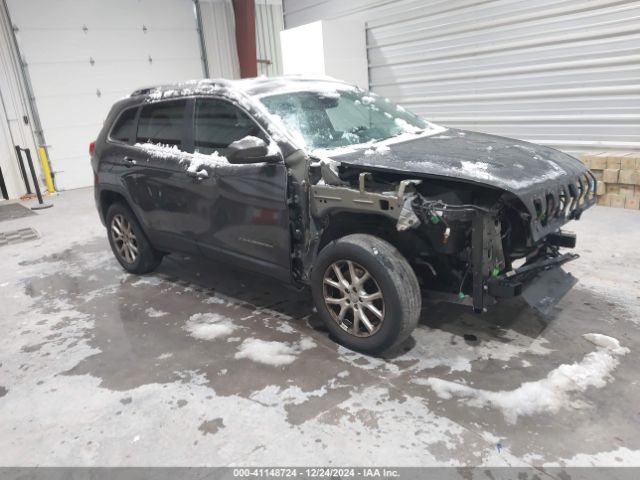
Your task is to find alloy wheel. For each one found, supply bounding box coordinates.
[322,260,385,337]
[111,214,138,264]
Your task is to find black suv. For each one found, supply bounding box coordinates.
[92,76,595,354]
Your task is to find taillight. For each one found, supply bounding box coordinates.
[89,141,95,155]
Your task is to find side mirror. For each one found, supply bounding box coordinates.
[226,136,281,164]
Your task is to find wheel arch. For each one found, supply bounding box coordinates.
[313,210,429,277]
[99,189,128,221]
[317,211,398,251]
[99,188,151,240]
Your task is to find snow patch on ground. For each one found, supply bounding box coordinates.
[131,276,164,287]
[299,337,317,351]
[354,326,553,384]
[250,384,328,406]
[339,339,472,376]
[583,332,629,353]
[533,447,640,467]
[145,308,168,318]
[425,333,629,423]
[302,386,509,464]
[474,335,552,362]
[273,322,296,334]
[183,313,237,341]
[409,357,473,380]
[337,347,401,374]
[235,337,317,366]
[203,295,226,305]
[235,339,297,366]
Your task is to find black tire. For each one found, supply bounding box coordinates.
[106,202,162,274]
[310,234,421,355]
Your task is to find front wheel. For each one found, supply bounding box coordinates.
[310,234,421,355]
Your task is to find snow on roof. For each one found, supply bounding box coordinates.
[234,75,356,97]
[130,75,354,100]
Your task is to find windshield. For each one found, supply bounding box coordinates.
[259,87,434,150]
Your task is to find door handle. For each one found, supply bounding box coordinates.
[123,156,136,167]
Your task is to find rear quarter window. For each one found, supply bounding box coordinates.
[109,107,138,143]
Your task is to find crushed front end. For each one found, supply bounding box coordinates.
[309,163,596,315]
[408,167,597,313]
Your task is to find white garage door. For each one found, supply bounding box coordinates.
[7,0,205,190]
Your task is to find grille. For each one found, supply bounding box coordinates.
[529,171,596,238]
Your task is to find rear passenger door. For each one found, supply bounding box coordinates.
[190,97,291,282]
[122,99,201,254]
[101,105,140,186]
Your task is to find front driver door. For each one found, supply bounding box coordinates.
[190,97,291,282]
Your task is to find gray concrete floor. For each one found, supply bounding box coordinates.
[0,188,639,467]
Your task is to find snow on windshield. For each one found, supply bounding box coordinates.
[258,84,446,153]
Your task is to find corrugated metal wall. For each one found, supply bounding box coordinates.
[283,0,640,156]
[256,0,284,76]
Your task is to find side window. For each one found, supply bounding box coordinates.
[136,100,186,148]
[194,98,265,155]
[109,107,137,143]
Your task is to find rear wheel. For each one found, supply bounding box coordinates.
[106,202,162,274]
[311,234,421,355]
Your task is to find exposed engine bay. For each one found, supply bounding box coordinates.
[305,160,595,314]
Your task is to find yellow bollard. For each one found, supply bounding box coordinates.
[37,146,55,193]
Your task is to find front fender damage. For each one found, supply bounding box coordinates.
[311,173,423,231]
[306,165,581,314]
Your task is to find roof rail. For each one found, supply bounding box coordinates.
[130,86,156,97]
[130,79,233,97]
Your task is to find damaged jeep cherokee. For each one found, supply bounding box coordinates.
[92,76,595,354]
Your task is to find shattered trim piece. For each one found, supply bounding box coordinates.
[397,194,421,231]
